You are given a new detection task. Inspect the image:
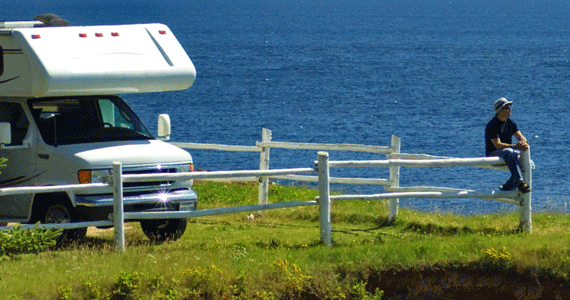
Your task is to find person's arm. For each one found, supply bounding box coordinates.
[491,131,528,151]
[490,138,515,150]
[514,131,529,151]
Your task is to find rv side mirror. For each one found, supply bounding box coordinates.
[0,122,11,145]
[157,114,171,141]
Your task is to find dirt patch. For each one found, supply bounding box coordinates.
[2,222,134,237]
[365,265,569,300]
[86,224,134,236]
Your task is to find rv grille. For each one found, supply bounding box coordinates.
[122,166,176,190]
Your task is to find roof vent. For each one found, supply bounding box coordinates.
[33,14,69,27]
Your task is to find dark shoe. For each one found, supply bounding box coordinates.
[516,181,531,193]
[499,185,515,191]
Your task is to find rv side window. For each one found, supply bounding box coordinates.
[98,99,134,129]
[0,102,29,146]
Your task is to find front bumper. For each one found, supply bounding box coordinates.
[74,188,198,221]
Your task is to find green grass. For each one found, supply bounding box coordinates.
[1,181,570,299]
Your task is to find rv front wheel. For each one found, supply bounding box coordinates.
[44,203,87,243]
[140,218,187,242]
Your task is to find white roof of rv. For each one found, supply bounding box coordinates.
[0,23,196,97]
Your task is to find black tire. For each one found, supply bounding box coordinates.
[140,218,187,242]
[43,203,87,244]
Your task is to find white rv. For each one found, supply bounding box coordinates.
[0,15,197,242]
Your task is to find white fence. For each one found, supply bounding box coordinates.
[172,128,399,207]
[0,128,532,251]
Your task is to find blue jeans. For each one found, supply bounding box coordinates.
[489,148,523,190]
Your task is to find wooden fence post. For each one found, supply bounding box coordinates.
[520,148,532,232]
[388,135,401,222]
[258,128,272,206]
[112,162,125,252]
[317,151,332,245]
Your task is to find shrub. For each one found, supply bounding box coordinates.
[181,264,229,298]
[0,223,62,260]
[111,271,141,300]
[483,246,513,269]
[273,258,314,298]
[350,281,384,300]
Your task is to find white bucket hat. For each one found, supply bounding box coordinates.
[494,97,513,114]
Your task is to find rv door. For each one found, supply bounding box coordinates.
[0,100,37,222]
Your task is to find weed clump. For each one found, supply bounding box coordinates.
[0,223,62,260]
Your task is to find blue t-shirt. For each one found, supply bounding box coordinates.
[485,116,519,156]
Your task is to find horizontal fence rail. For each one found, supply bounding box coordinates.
[328,157,506,168]
[268,174,392,186]
[3,220,113,231]
[0,182,109,196]
[121,168,316,182]
[256,141,394,153]
[387,153,510,171]
[329,191,520,205]
[1,128,532,251]
[122,200,319,220]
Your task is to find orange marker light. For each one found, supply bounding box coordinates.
[77,170,92,184]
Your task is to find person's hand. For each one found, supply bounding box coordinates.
[516,141,529,151]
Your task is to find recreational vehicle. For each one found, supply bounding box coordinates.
[0,14,197,242]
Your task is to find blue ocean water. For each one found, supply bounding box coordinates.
[4,0,570,214]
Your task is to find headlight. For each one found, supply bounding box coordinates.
[178,164,194,187]
[179,163,194,173]
[78,169,111,184]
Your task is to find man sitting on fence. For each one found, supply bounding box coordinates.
[485,97,531,193]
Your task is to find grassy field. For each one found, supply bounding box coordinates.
[1,181,570,299]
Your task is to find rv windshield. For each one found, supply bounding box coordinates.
[28,96,153,146]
